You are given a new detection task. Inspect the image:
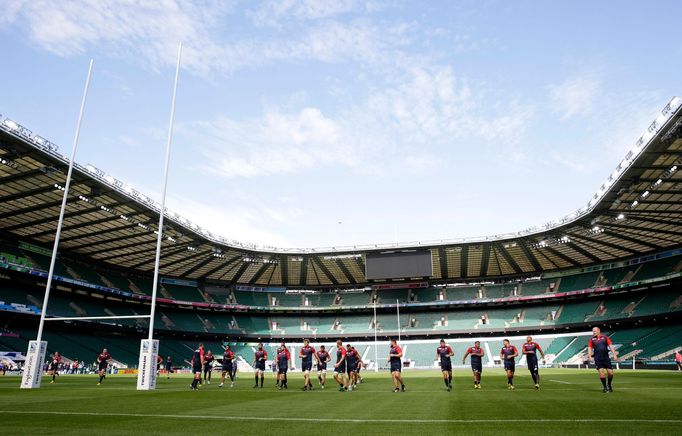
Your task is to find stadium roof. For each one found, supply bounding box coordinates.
[1,98,681,287]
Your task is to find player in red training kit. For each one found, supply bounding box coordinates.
[48,351,61,384]
[388,339,405,392]
[436,339,454,391]
[500,339,518,390]
[521,336,545,389]
[462,341,485,389]
[96,348,112,385]
[588,327,619,393]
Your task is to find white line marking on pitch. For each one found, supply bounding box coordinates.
[0,410,680,424]
[548,379,571,384]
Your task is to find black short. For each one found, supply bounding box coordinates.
[165,364,172,371]
[527,357,538,371]
[317,363,327,371]
[595,358,612,370]
[471,363,482,373]
[302,361,312,372]
[335,362,346,373]
[192,363,202,374]
[98,362,108,371]
[49,364,58,372]
[255,362,265,371]
[222,362,231,372]
[504,360,515,372]
[440,362,452,372]
[390,362,402,373]
[346,361,356,374]
[277,366,288,374]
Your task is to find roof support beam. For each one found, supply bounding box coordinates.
[460,246,469,278]
[249,263,272,285]
[312,258,339,286]
[518,241,543,271]
[495,244,523,274]
[438,247,449,279]
[570,234,639,255]
[200,255,242,280]
[479,245,491,277]
[334,259,356,284]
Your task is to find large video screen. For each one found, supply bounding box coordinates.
[365,250,433,280]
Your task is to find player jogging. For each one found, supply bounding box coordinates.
[588,327,619,393]
[345,344,358,391]
[436,339,454,391]
[462,341,484,389]
[522,336,545,389]
[351,346,363,388]
[219,346,235,388]
[96,348,112,385]
[203,350,214,385]
[316,345,331,389]
[299,339,316,391]
[500,339,518,390]
[190,343,204,390]
[252,342,267,388]
[388,339,405,392]
[333,339,348,391]
[276,344,291,389]
[165,356,172,379]
[48,351,61,384]
[676,350,682,371]
[156,354,163,377]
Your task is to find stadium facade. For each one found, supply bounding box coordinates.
[0,97,681,371]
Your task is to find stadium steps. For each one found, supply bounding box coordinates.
[632,255,682,281]
[544,336,576,363]
[557,271,599,292]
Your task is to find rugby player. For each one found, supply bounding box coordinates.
[345,344,358,391]
[96,348,112,385]
[351,346,363,388]
[203,350,214,385]
[500,339,518,390]
[48,351,61,384]
[333,339,348,392]
[462,341,484,389]
[165,355,172,379]
[315,345,331,389]
[521,336,545,389]
[299,338,316,391]
[276,344,291,389]
[587,327,619,393]
[190,343,204,390]
[219,345,235,388]
[436,339,454,391]
[388,339,405,392]
[156,354,163,377]
[252,342,267,388]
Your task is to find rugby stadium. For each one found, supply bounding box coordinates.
[0,96,681,434]
[2,3,682,433]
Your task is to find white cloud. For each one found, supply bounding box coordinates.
[249,0,361,27]
[0,0,411,78]
[179,66,534,178]
[548,75,601,120]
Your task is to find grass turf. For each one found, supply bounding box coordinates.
[1,368,681,435]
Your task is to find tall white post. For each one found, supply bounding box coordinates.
[137,43,182,391]
[396,299,401,342]
[373,301,378,372]
[21,59,94,389]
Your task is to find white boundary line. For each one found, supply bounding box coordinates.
[0,410,680,424]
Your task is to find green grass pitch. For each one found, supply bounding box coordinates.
[1,369,681,435]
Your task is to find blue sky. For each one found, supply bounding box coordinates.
[1,0,681,249]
